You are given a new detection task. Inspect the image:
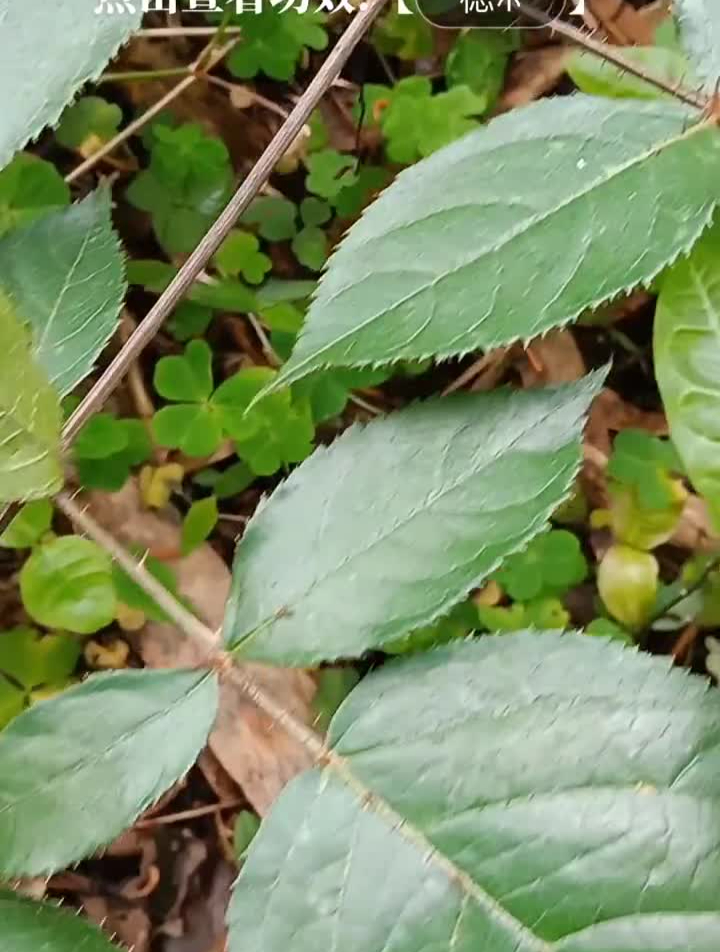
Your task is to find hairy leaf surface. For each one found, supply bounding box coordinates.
[0,294,62,503]
[0,0,141,170]
[675,0,720,90]
[270,97,720,389]
[224,373,602,664]
[655,221,720,525]
[0,892,119,952]
[0,669,218,876]
[0,190,125,395]
[229,632,720,952]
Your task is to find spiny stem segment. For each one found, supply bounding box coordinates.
[518,2,707,110]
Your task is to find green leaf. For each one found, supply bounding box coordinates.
[291,226,327,271]
[20,536,116,635]
[127,259,257,313]
[0,294,62,503]
[195,460,255,499]
[445,30,517,109]
[153,403,222,458]
[74,412,130,459]
[182,496,219,556]
[168,302,214,341]
[373,1,433,60]
[226,7,327,81]
[127,123,233,255]
[213,367,314,475]
[215,229,272,285]
[155,339,214,403]
[75,418,151,492]
[567,47,691,100]
[230,631,720,952]
[56,95,122,150]
[655,220,720,524]
[0,189,125,396]
[300,197,331,227]
[0,500,53,548]
[223,373,602,665]
[0,668,218,876]
[311,667,360,732]
[675,0,720,90]
[0,627,80,692]
[494,529,587,601]
[0,0,141,170]
[233,811,261,861]
[382,78,486,164]
[305,150,358,200]
[0,891,120,952]
[606,428,683,509]
[0,153,69,238]
[271,97,720,390]
[241,196,298,241]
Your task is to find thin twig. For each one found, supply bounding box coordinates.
[63,0,388,446]
[65,37,238,185]
[134,799,244,827]
[136,26,242,38]
[56,490,215,650]
[518,2,707,110]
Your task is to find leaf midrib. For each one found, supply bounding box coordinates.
[232,396,581,649]
[284,118,714,382]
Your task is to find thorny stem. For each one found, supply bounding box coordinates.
[63,0,389,446]
[518,2,707,110]
[56,487,330,760]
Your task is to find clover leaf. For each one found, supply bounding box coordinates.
[607,428,684,509]
[241,196,298,241]
[300,197,331,227]
[332,164,390,218]
[153,340,222,457]
[373,3,433,61]
[153,345,315,473]
[0,153,69,238]
[168,302,214,342]
[73,413,152,492]
[305,150,358,200]
[126,123,233,254]
[292,226,327,272]
[445,29,518,110]
[226,8,327,81]
[213,367,314,474]
[215,229,272,285]
[493,529,588,602]
[56,95,122,153]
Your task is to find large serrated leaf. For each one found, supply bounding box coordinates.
[0,891,119,952]
[223,373,603,665]
[0,190,125,396]
[270,97,720,390]
[0,0,141,171]
[229,632,720,952]
[675,0,720,90]
[655,220,720,525]
[0,668,218,876]
[0,293,62,503]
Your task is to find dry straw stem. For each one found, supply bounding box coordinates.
[63,0,390,445]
